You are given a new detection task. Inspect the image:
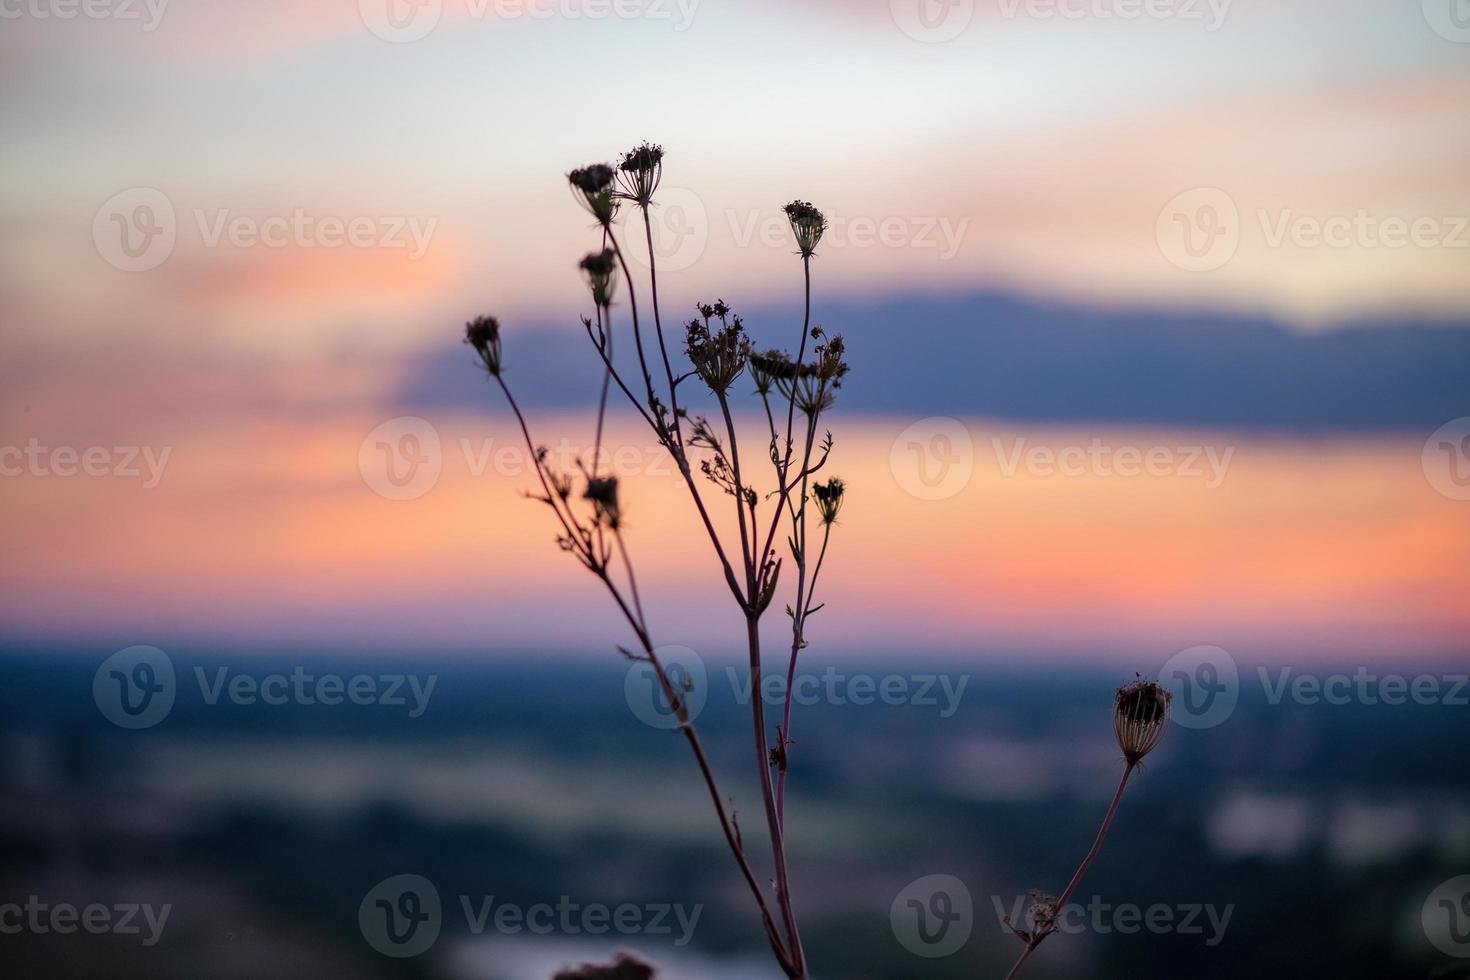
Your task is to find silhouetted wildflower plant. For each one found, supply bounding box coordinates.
[464,144,846,980]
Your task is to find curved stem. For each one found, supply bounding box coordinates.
[1004,762,1136,980]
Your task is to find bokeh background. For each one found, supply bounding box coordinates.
[2,0,1468,977]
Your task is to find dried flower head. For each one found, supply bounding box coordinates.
[784,200,828,258]
[774,333,848,415]
[617,141,664,206]
[750,348,797,396]
[464,315,502,376]
[579,249,618,308]
[1027,891,1060,939]
[1114,675,1172,764]
[569,164,618,225]
[584,476,622,529]
[685,305,750,394]
[813,477,845,525]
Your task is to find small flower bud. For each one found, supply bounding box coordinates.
[813,477,845,525]
[579,249,618,308]
[784,200,827,258]
[584,476,622,528]
[1113,676,1172,764]
[569,164,618,225]
[464,315,502,376]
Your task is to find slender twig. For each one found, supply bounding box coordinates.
[1004,762,1137,980]
[490,376,795,975]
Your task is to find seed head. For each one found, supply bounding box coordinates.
[617,141,664,206]
[569,164,618,225]
[813,477,845,525]
[464,315,502,376]
[685,305,750,394]
[750,349,796,396]
[1113,675,1172,764]
[579,249,618,308]
[784,200,827,258]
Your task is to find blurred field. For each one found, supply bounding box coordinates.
[2,648,1465,978]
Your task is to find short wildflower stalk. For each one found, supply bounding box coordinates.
[1003,678,1172,980]
[467,152,845,980]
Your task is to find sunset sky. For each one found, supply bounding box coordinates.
[2,0,1467,663]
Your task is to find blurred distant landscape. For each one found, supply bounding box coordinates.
[3,646,1466,979]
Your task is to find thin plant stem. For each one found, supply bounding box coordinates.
[491,375,795,975]
[747,614,807,976]
[640,204,683,448]
[1004,762,1138,980]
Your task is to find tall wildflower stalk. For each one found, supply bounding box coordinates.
[466,144,845,979]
